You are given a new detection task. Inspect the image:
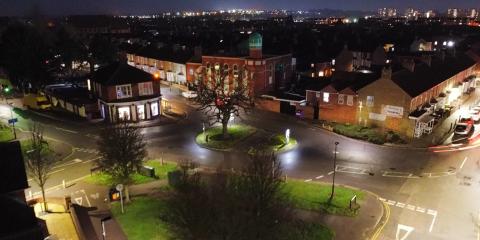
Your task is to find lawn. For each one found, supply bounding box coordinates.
[0,126,14,142]
[195,124,256,150]
[85,160,177,186]
[332,123,385,145]
[284,180,364,217]
[112,197,175,240]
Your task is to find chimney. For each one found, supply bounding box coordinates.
[401,59,415,72]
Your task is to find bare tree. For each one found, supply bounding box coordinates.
[24,124,57,212]
[194,66,253,139]
[97,122,147,202]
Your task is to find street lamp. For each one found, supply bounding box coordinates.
[329,142,339,204]
[285,129,290,144]
[101,216,112,240]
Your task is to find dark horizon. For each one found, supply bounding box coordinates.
[0,0,479,17]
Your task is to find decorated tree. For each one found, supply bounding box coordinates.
[194,65,253,139]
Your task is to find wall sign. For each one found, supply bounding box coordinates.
[369,112,386,121]
[383,105,404,118]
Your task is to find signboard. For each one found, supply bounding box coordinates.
[369,113,386,121]
[383,105,404,118]
[8,118,17,124]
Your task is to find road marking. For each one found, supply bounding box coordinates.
[387,200,396,205]
[382,171,419,178]
[396,224,414,240]
[416,207,426,213]
[327,171,334,175]
[371,201,390,240]
[81,190,91,207]
[28,168,66,181]
[406,204,415,211]
[315,175,324,179]
[477,210,480,240]
[304,179,312,182]
[396,202,406,208]
[460,157,468,169]
[378,197,386,202]
[428,210,438,233]
[26,174,90,200]
[55,127,78,134]
[74,197,83,205]
[335,165,370,175]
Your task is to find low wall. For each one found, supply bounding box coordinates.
[70,204,99,240]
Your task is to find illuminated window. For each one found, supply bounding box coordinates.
[118,106,131,121]
[318,71,324,77]
[137,105,145,120]
[138,82,153,96]
[323,92,330,103]
[347,95,354,106]
[151,102,159,116]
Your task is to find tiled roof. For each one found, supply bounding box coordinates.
[391,53,476,97]
[135,45,193,64]
[91,62,154,86]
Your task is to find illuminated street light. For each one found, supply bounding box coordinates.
[329,142,339,204]
[285,129,290,144]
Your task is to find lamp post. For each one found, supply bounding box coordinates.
[101,216,112,240]
[329,142,339,204]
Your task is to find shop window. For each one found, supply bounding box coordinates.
[137,105,145,120]
[116,84,132,99]
[151,102,159,116]
[338,94,345,105]
[118,106,131,121]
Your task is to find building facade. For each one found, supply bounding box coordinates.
[89,62,162,123]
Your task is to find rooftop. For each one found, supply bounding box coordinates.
[91,62,154,86]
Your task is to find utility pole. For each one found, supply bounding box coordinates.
[329,142,339,204]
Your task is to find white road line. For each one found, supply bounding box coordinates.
[396,202,406,208]
[406,204,416,211]
[460,157,468,169]
[304,179,312,182]
[416,207,426,213]
[428,210,438,233]
[477,210,480,240]
[26,174,90,200]
[378,197,386,202]
[315,175,324,179]
[55,127,78,134]
[28,168,66,181]
[81,190,91,207]
[387,200,396,205]
[327,171,334,175]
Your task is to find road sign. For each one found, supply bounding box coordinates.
[116,184,123,192]
[8,118,17,124]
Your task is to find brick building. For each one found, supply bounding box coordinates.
[189,33,294,97]
[88,62,161,123]
[357,53,478,138]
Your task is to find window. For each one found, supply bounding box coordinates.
[366,96,374,107]
[233,64,239,76]
[347,95,354,106]
[151,102,159,116]
[137,105,145,120]
[189,68,194,75]
[323,92,330,103]
[269,76,273,85]
[338,94,345,104]
[118,106,131,121]
[116,84,132,99]
[138,82,153,96]
[223,64,229,74]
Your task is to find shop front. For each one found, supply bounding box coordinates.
[99,96,161,123]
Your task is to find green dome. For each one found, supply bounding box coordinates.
[249,33,262,49]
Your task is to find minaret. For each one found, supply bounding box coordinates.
[249,33,263,59]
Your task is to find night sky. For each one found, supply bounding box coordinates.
[1,0,479,16]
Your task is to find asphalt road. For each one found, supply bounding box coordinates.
[2,88,480,240]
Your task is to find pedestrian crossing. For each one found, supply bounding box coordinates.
[73,147,100,154]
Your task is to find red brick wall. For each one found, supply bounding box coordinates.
[255,98,280,112]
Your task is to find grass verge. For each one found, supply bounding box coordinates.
[284,180,364,217]
[0,126,14,142]
[112,197,175,240]
[85,160,177,186]
[195,124,256,150]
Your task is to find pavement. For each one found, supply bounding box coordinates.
[34,203,79,240]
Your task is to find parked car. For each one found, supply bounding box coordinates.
[23,94,51,110]
[454,123,473,136]
[182,90,198,99]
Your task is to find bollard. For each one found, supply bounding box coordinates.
[29,190,32,199]
[63,180,66,189]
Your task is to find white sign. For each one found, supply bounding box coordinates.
[383,105,404,118]
[369,112,386,121]
[396,224,414,240]
[116,184,124,192]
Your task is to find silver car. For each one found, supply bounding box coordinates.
[454,123,473,135]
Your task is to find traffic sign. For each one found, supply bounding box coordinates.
[116,184,123,192]
[8,118,17,124]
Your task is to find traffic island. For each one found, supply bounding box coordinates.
[249,134,298,154]
[195,124,256,151]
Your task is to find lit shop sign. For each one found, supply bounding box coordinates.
[382,105,404,118]
[369,112,386,121]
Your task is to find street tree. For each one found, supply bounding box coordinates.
[97,122,147,202]
[87,34,118,73]
[194,66,253,139]
[53,26,89,79]
[24,124,58,212]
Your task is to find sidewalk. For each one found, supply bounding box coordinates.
[297,191,384,240]
[34,203,79,240]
